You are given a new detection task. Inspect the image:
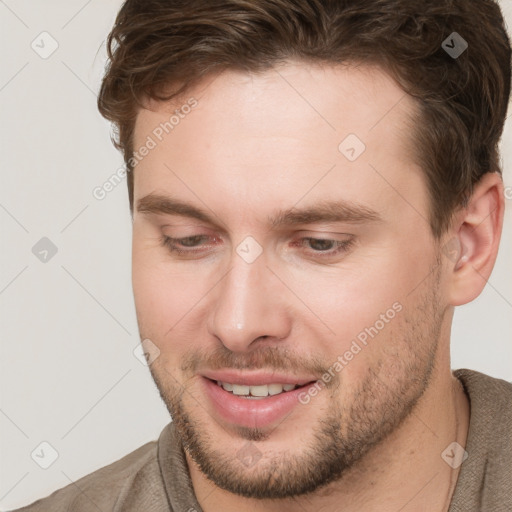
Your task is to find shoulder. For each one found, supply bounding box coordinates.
[450,368,512,511]
[454,368,512,418]
[454,368,512,445]
[10,434,168,512]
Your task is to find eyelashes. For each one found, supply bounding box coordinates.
[160,234,355,260]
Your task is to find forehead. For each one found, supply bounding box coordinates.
[132,61,426,228]
[135,61,415,148]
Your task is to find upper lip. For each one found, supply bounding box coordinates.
[201,369,317,387]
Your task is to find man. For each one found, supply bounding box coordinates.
[14,0,511,511]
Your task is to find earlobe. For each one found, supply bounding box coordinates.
[446,173,505,306]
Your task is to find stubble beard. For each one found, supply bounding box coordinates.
[146,264,443,499]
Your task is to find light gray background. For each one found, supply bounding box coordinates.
[1,1,511,509]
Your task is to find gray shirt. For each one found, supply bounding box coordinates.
[11,369,512,512]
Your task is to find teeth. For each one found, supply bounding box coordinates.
[218,381,233,391]
[216,381,300,397]
[268,383,284,395]
[232,384,250,396]
[249,384,269,397]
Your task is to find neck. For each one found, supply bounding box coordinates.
[187,364,470,512]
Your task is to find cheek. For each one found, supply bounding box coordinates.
[291,242,433,356]
[131,240,206,348]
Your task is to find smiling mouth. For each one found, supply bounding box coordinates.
[206,378,315,399]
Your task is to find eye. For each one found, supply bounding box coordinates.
[160,234,355,260]
[293,237,355,258]
[160,235,216,255]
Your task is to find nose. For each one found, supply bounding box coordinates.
[207,248,292,352]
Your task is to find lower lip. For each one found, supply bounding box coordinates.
[201,377,316,429]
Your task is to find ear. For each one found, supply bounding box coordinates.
[445,172,505,306]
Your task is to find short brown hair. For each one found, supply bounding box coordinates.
[97,0,511,237]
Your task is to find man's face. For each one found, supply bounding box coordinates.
[131,62,448,498]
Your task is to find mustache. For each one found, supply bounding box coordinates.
[180,344,331,378]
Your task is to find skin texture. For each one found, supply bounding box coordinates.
[131,62,503,511]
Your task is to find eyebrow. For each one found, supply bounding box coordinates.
[136,193,382,228]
